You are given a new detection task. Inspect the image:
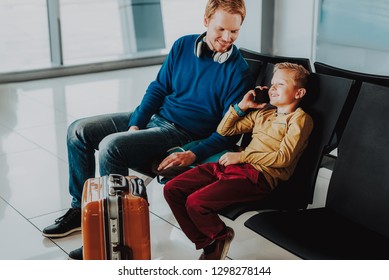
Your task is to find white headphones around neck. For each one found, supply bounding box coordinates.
[194,32,233,64]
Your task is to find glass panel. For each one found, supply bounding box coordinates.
[0,0,208,73]
[316,0,389,75]
[0,0,50,73]
[161,0,207,50]
[60,0,208,64]
[60,0,173,64]
[60,0,124,63]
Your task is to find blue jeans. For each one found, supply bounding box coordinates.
[67,112,194,208]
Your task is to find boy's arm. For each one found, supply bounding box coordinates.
[217,105,255,136]
[218,89,268,136]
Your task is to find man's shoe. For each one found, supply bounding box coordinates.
[68,246,83,260]
[198,227,235,260]
[42,208,81,238]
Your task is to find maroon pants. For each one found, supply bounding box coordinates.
[163,162,272,250]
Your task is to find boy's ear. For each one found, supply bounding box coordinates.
[295,88,306,100]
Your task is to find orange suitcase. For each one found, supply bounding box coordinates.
[81,174,150,260]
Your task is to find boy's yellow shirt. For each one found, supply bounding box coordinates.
[217,105,313,189]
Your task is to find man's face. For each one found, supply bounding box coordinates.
[204,9,242,53]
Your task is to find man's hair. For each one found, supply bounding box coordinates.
[205,0,246,23]
[274,62,310,88]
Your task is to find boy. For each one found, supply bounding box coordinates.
[163,62,313,260]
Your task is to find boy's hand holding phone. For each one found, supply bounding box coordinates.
[237,87,269,112]
[253,86,270,103]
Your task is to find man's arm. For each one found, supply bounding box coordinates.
[128,40,177,129]
[157,131,240,171]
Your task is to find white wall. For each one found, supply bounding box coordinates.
[273,0,318,59]
[237,0,318,61]
[235,0,262,52]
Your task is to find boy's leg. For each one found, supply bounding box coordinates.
[163,163,219,249]
[165,163,271,249]
[186,163,272,243]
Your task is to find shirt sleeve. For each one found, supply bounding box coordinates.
[128,41,176,128]
[217,105,256,136]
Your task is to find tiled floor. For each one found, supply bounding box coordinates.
[0,65,331,260]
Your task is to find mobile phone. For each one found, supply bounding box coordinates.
[254,87,270,103]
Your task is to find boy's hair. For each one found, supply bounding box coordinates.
[274,62,310,88]
[205,0,246,23]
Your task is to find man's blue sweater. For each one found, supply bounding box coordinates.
[129,34,253,161]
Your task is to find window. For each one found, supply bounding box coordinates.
[316,0,389,75]
[0,0,50,72]
[60,0,124,63]
[0,0,206,74]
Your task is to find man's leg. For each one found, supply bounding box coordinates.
[98,114,194,176]
[43,113,193,239]
[67,112,131,209]
[43,112,131,238]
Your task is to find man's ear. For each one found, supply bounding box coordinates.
[203,15,209,27]
[295,88,306,100]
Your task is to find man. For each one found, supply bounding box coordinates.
[42,0,252,259]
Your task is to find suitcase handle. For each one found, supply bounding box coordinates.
[108,174,148,203]
[108,174,129,195]
[130,178,146,196]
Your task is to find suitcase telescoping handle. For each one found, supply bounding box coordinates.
[106,174,131,260]
[105,174,148,259]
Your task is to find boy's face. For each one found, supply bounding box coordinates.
[204,9,242,53]
[269,69,303,109]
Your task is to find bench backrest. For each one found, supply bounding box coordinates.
[240,48,312,86]
[314,62,389,150]
[326,82,389,238]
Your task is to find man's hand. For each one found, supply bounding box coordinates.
[157,151,197,171]
[218,152,241,166]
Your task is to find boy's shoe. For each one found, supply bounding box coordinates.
[42,208,81,238]
[199,227,235,260]
[68,246,83,260]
